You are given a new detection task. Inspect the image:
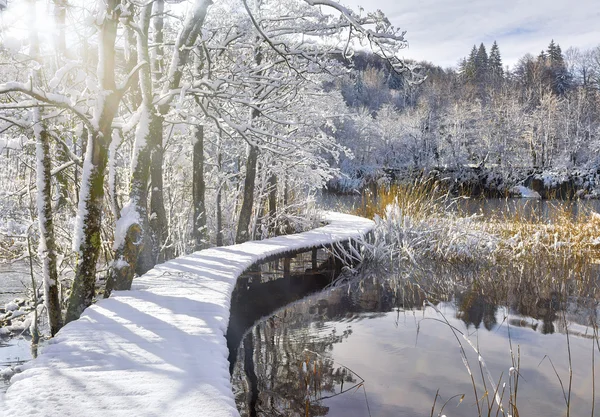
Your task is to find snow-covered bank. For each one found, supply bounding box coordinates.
[509,185,541,199]
[2,212,373,417]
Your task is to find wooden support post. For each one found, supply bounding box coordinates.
[283,257,291,279]
[248,263,261,285]
[311,248,318,270]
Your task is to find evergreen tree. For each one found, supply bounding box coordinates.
[475,43,489,80]
[547,39,564,67]
[458,57,468,77]
[546,39,570,95]
[464,45,478,81]
[489,41,503,78]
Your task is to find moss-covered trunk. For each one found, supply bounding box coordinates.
[65,0,120,323]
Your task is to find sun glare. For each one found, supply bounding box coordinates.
[1,0,59,53]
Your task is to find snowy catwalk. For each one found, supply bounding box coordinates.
[2,212,373,417]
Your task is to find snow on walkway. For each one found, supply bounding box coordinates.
[2,212,373,417]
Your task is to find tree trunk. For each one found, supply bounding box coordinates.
[30,0,62,336]
[236,144,258,244]
[65,0,120,323]
[66,128,115,322]
[35,125,64,336]
[192,125,208,251]
[216,135,223,247]
[106,4,155,292]
[268,173,277,234]
[216,185,223,247]
[147,0,213,261]
[148,115,170,262]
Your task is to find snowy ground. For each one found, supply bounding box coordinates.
[1,212,373,417]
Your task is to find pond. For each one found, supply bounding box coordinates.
[0,262,36,393]
[230,267,600,417]
[318,190,600,222]
[0,262,30,307]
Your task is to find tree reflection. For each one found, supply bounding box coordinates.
[233,309,356,416]
[231,259,600,416]
[456,286,498,331]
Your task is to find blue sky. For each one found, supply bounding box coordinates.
[341,0,600,68]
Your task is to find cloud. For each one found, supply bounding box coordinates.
[340,0,600,68]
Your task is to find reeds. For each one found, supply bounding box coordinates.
[354,181,600,278]
[347,183,600,417]
[356,178,449,222]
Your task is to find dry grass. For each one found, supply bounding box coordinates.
[356,178,448,221]
[485,203,600,268]
[349,182,600,417]
[354,181,600,277]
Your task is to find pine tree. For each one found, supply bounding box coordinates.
[489,41,503,78]
[547,39,564,67]
[464,45,478,81]
[475,43,488,81]
[458,57,468,78]
[538,50,547,62]
[546,39,570,95]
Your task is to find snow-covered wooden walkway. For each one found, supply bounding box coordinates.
[2,212,373,417]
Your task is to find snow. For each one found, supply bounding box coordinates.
[1,36,21,53]
[130,108,150,173]
[4,302,18,312]
[113,200,142,251]
[48,61,79,90]
[2,212,373,416]
[510,185,541,199]
[8,310,27,319]
[112,257,130,270]
[72,133,95,255]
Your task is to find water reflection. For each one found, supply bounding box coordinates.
[454,197,600,221]
[318,191,600,223]
[232,269,600,416]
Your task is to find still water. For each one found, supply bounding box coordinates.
[0,263,35,393]
[232,271,600,417]
[318,191,600,222]
[0,262,29,307]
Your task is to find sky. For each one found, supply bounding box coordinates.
[341,0,600,69]
[1,0,598,70]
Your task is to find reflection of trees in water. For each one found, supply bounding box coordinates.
[233,312,356,416]
[232,261,600,415]
[456,286,498,331]
[416,262,600,336]
[232,277,417,416]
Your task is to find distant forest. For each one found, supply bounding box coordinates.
[329,40,600,193]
